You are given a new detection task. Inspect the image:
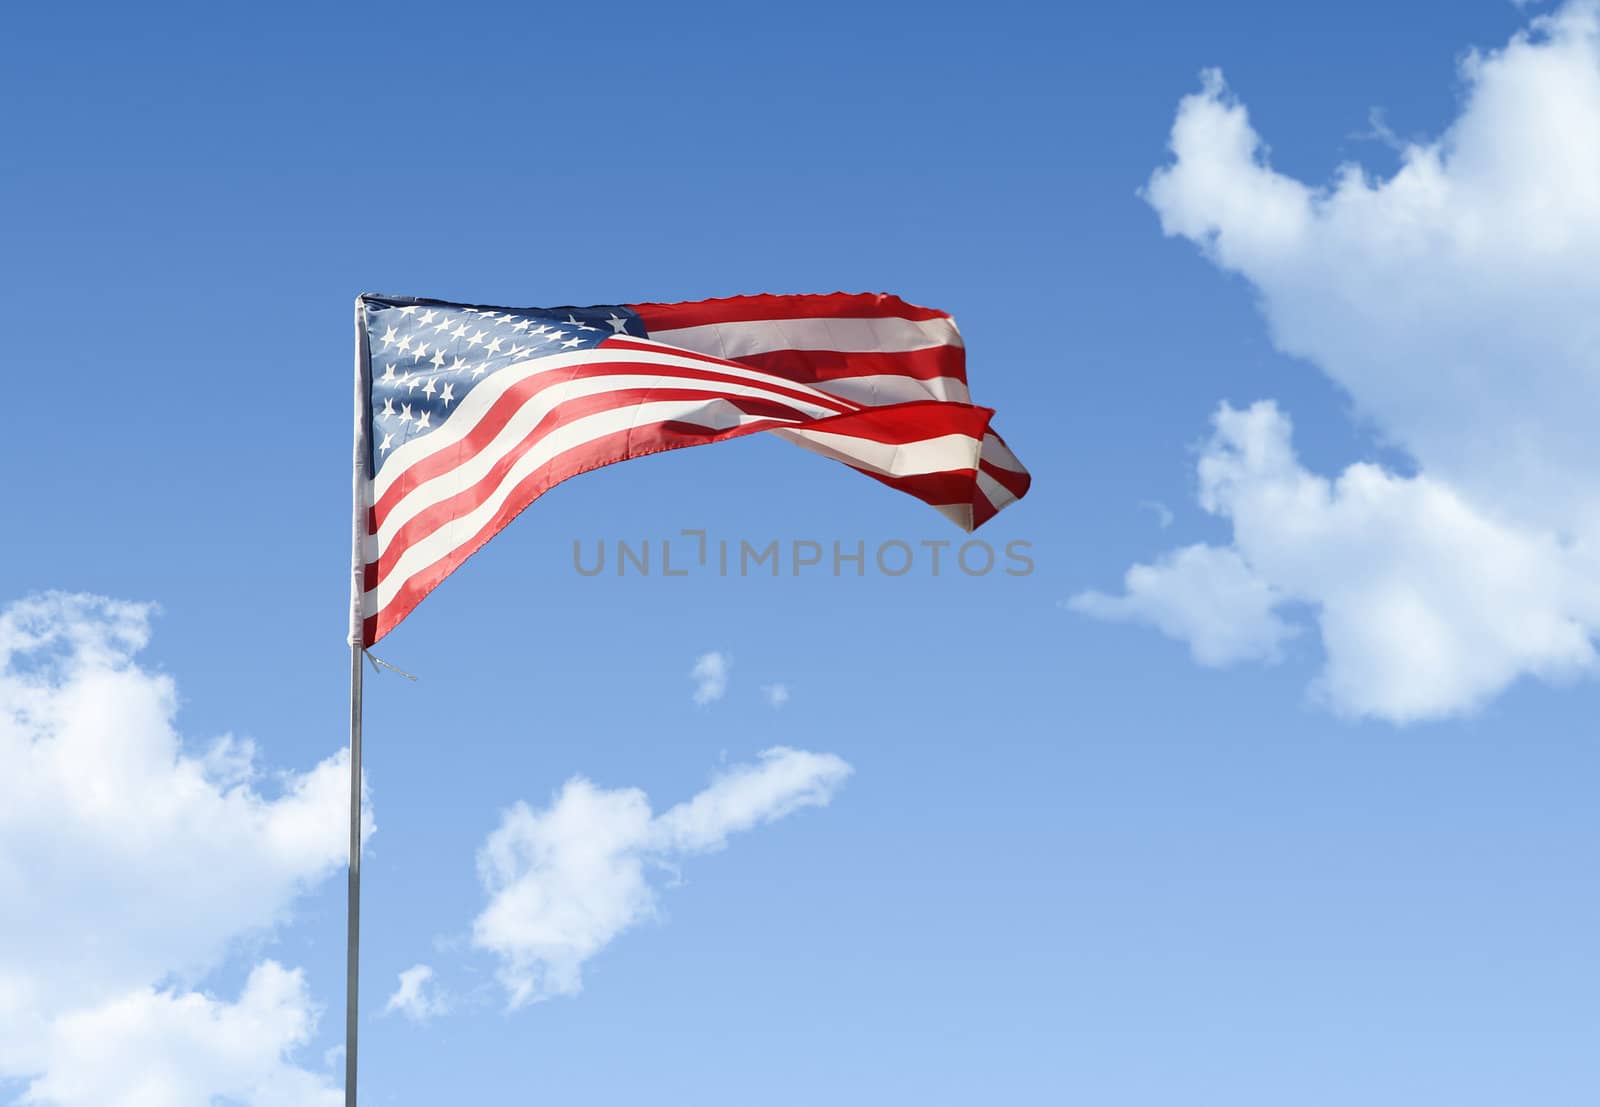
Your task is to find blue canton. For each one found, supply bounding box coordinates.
[361,297,646,477]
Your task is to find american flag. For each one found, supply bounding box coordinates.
[352,293,1031,646]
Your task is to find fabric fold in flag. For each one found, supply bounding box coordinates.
[354,292,1031,646]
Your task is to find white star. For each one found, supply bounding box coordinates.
[468,330,487,347]
[440,382,455,407]
[381,326,399,348]
[451,323,470,339]
[399,403,413,424]
[484,337,504,355]
[379,431,395,453]
[398,305,419,316]
[412,342,429,363]
[507,344,528,358]
[380,363,397,383]
[561,336,583,348]
[470,364,488,378]
[433,315,454,334]
[415,410,431,430]
[404,373,419,393]
[380,396,395,418]
[606,313,630,333]
[431,348,446,368]
[449,356,468,373]
[512,318,532,332]
[547,330,567,342]
[396,335,412,353]
[530,324,550,337]
[419,309,438,325]
[422,377,437,399]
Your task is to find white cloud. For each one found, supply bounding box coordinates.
[651,748,848,852]
[690,651,731,705]
[1070,540,1297,667]
[1145,0,1600,526]
[471,747,852,1008]
[22,963,339,1107]
[0,592,363,1103]
[383,965,448,1024]
[1076,403,1599,720]
[1080,2,1600,720]
[760,682,790,708]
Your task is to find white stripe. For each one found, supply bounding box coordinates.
[375,371,839,550]
[373,340,854,503]
[811,374,971,406]
[931,502,975,531]
[650,315,963,360]
[369,398,778,613]
[976,469,1017,511]
[775,428,981,480]
[980,433,1027,474]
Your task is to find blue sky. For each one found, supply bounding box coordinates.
[3,1,1598,1104]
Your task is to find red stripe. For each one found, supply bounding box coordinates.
[972,496,999,530]
[788,400,994,447]
[720,345,967,386]
[846,467,984,508]
[628,292,950,332]
[368,387,823,592]
[372,350,858,530]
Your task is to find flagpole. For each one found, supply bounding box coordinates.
[346,296,373,1107]
[345,641,363,1106]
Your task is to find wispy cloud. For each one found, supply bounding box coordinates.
[384,964,449,1023]
[1138,500,1174,529]
[471,747,852,1008]
[690,650,731,705]
[760,682,790,708]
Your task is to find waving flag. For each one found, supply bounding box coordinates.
[353,292,1031,646]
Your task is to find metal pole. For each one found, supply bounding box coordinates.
[345,644,363,1106]
[345,296,372,1107]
